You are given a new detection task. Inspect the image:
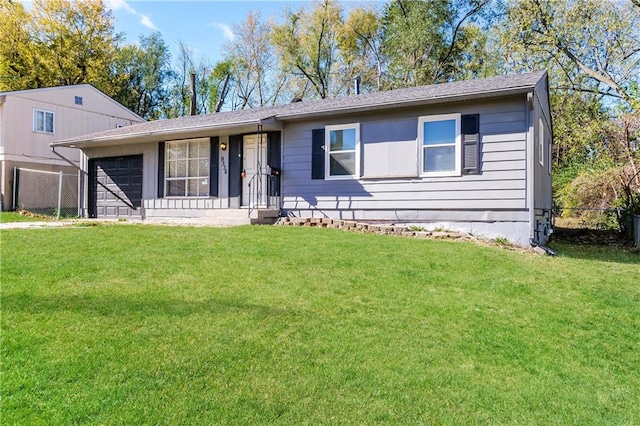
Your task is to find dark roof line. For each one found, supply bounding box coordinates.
[53,71,547,147]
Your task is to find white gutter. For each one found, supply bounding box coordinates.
[52,81,539,148]
[53,117,264,147]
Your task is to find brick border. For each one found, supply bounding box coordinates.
[275,217,545,254]
[275,217,478,240]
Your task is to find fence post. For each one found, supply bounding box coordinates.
[12,167,18,210]
[57,170,63,219]
[77,169,81,217]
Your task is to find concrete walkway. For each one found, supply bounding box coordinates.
[0,219,123,229]
[0,218,237,229]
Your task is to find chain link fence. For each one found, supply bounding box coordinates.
[554,206,639,245]
[553,207,623,230]
[13,167,80,218]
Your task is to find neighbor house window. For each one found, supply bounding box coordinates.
[419,113,461,176]
[33,109,54,134]
[74,96,83,105]
[325,123,359,179]
[165,138,210,197]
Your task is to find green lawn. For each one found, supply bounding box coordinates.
[0,211,48,223]
[1,225,638,424]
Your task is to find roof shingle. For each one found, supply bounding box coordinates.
[53,71,546,147]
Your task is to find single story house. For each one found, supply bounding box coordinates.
[52,71,553,246]
[0,84,144,211]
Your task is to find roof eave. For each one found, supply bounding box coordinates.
[52,78,540,148]
[52,117,264,148]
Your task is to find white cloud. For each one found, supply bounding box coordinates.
[106,0,135,14]
[106,0,158,31]
[211,22,235,41]
[140,14,158,30]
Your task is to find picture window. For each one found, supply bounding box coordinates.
[165,138,210,197]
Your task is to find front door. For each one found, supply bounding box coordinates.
[242,134,267,207]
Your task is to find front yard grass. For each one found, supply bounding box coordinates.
[0,211,48,223]
[1,225,638,424]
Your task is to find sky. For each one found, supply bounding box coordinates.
[105,0,382,66]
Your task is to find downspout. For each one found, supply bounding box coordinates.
[52,145,83,171]
[529,238,557,256]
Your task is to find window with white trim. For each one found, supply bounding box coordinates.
[74,96,83,105]
[539,118,544,167]
[33,109,54,133]
[419,114,461,176]
[325,123,359,179]
[165,138,210,197]
[548,137,552,175]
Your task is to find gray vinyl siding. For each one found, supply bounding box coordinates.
[533,78,553,212]
[531,77,553,244]
[83,144,158,200]
[84,140,231,213]
[281,96,529,222]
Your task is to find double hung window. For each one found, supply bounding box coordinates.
[419,114,461,176]
[33,109,54,134]
[165,138,210,197]
[539,119,545,167]
[325,124,359,179]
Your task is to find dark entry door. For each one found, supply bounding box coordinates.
[89,155,143,218]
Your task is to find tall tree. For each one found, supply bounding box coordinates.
[499,0,640,226]
[0,0,39,91]
[380,0,491,88]
[272,0,344,99]
[337,6,384,92]
[499,0,640,111]
[207,60,233,113]
[223,11,285,108]
[30,0,120,93]
[162,41,215,118]
[111,32,173,120]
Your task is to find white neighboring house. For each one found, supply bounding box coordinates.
[0,84,144,211]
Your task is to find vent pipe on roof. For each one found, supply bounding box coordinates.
[354,76,361,95]
[190,72,197,115]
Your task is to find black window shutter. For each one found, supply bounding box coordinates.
[209,137,219,197]
[311,129,325,180]
[267,131,282,169]
[267,132,282,197]
[157,141,165,197]
[461,114,480,175]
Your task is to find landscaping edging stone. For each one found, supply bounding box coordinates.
[275,217,478,241]
[274,216,548,254]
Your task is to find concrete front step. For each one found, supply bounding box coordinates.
[146,208,280,226]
